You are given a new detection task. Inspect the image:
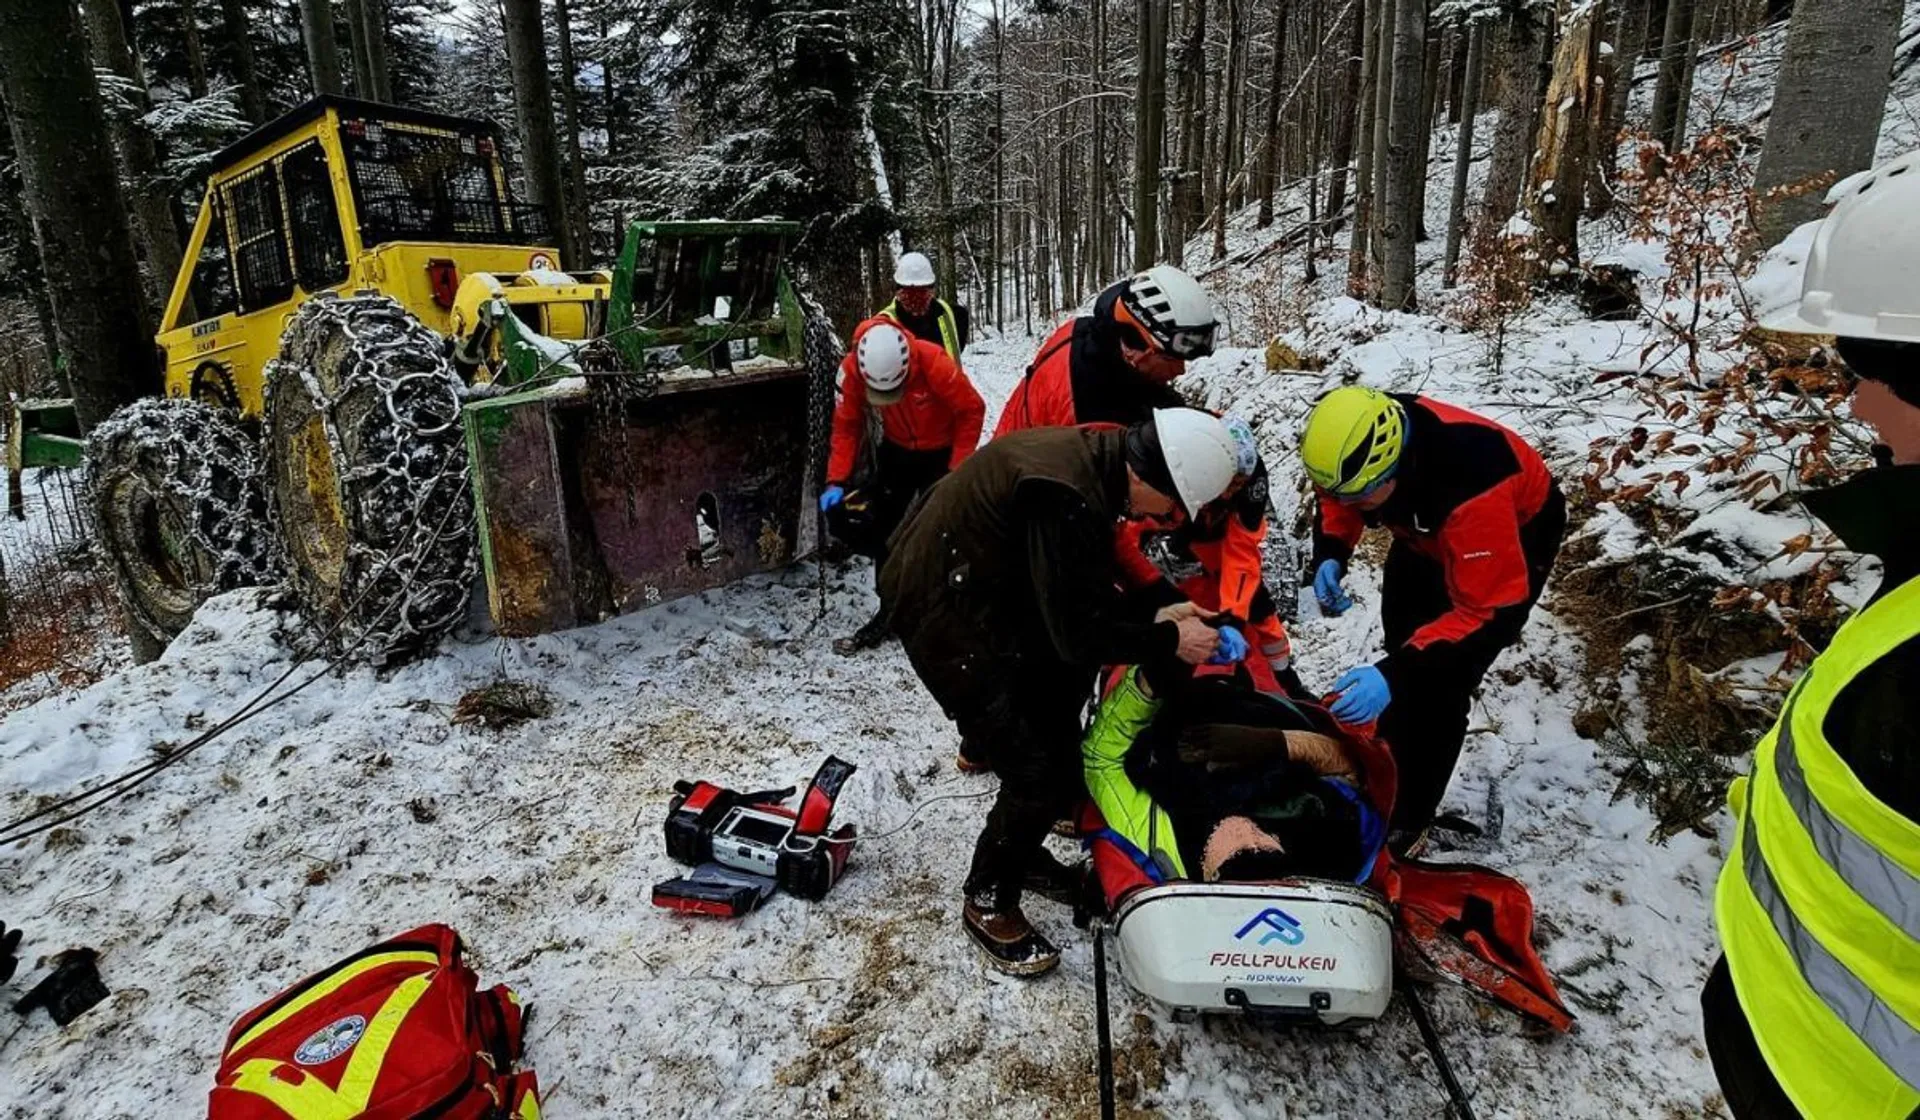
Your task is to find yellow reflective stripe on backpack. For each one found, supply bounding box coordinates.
[227,972,436,1119]
[229,950,440,1056]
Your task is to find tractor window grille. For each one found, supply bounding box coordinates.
[222,162,295,313]
[185,191,239,322]
[342,119,550,248]
[280,141,349,293]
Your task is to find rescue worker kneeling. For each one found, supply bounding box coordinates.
[1083,666,1385,884]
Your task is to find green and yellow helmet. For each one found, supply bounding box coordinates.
[1300,386,1406,497]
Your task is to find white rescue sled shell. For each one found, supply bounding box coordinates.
[1110,878,1393,1026]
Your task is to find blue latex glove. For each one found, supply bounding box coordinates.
[819,484,846,513]
[1328,665,1390,724]
[1208,625,1248,665]
[1313,559,1353,616]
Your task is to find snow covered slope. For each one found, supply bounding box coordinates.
[1,331,1726,1120]
[12,16,1920,1113]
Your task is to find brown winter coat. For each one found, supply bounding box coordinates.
[878,425,1177,718]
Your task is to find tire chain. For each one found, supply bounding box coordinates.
[84,397,282,637]
[263,294,478,666]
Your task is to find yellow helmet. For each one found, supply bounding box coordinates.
[1300,387,1406,496]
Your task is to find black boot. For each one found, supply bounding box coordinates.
[1023,849,1089,907]
[962,892,1060,977]
[832,608,891,656]
[955,734,991,774]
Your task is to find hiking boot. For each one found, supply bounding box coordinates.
[832,609,891,656]
[1024,849,1089,907]
[962,897,1059,977]
[955,735,991,774]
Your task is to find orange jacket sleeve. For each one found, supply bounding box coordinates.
[922,344,986,470]
[1214,514,1268,622]
[1311,489,1365,569]
[826,352,867,484]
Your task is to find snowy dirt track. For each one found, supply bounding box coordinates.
[0,330,1735,1120]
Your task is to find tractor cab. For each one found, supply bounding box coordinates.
[156,95,594,415]
[40,96,829,665]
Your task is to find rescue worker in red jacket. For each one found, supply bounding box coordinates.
[994,265,1218,437]
[1301,387,1566,848]
[1113,414,1302,697]
[822,318,986,654]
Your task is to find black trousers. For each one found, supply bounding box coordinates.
[826,442,951,577]
[1701,956,1803,1119]
[943,661,1095,911]
[1376,487,1567,833]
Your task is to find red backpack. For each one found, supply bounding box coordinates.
[208,924,540,1119]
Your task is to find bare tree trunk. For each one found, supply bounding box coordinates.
[1257,0,1290,227]
[1529,0,1601,267]
[1649,0,1696,156]
[1134,0,1170,270]
[1414,9,1442,240]
[502,0,575,265]
[78,0,185,321]
[1092,0,1108,280]
[1379,0,1426,309]
[1347,0,1382,294]
[1212,0,1244,259]
[1479,3,1543,235]
[360,0,392,101]
[1326,0,1364,218]
[343,0,372,94]
[1752,0,1902,247]
[1170,0,1208,258]
[1587,0,1639,216]
[1367,0,1392,286]
[181,0,210,98]
[554,0,590,262]
[1443,18,1485,285]
[0,0,158,429]
[216,0,268,122]
[298,0,343,95]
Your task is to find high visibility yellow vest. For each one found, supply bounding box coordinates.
[880,298,961,360]
[1715,572,1920,1119]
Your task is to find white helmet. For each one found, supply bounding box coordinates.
[856,322,911,404]
[1761,148,1920,342]
[894,252,936,288]
[1154,408,1238,514]
[1120,265,1218,359]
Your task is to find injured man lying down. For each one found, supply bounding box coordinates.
[1081,664,1389,887]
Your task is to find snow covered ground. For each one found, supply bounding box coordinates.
[11,17,1920,1114]
[2,329,1730,1120]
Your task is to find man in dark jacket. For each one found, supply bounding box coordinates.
[1301,387,1567,846]
[880,409,1241,975]
[1700,149,1920,1120]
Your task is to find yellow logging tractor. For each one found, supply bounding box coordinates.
[8,96,831,664]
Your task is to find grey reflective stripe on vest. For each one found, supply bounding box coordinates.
[1742,812,1920,1089]
[1774,701,1920,941]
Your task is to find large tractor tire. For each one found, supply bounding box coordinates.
[263,294,476,666]
[85,397,280,661]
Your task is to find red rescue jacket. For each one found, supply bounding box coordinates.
[1311,395,1556,682]
[994,281,1186,438]
[829,317,986,483]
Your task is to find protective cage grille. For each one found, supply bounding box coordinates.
[222,159,295,312]
[342,118,551,248]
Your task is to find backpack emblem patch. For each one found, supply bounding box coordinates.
[294,1015,368,1065]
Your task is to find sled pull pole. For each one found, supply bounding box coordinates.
[1093,920,1117,1120]
[1403,982,1477,1120]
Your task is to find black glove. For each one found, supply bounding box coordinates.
[0,922,19,985]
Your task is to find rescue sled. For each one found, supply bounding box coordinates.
[1106,876,1395,1026]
